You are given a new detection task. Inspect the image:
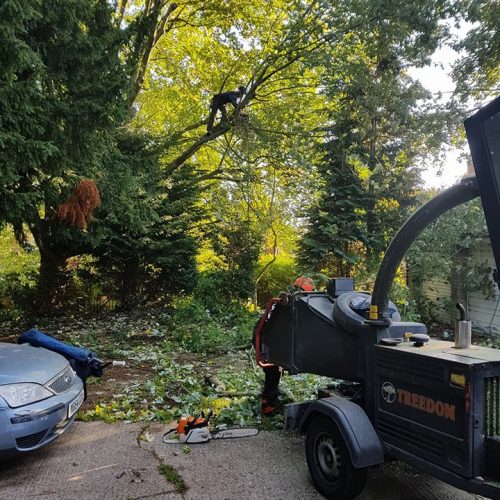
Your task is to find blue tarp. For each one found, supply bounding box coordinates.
[18,329,103,380]
[19,329,93,362]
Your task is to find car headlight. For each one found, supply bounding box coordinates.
[0,383,53,408]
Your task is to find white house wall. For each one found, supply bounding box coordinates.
[421,278,453,324]
[467,241,500,335]
[420,240,500,335]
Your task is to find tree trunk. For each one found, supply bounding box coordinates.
[120,256,142,310]
[36,251,69,313]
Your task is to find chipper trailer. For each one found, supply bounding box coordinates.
[255,96,500,499]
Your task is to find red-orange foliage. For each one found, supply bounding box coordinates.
[55,179,101,229]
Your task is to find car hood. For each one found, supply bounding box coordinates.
[0,343,69,385]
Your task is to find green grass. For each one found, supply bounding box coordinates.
[158,463,188,493]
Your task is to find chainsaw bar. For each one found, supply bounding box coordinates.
[163,426,259,444]
[211,427,259,440]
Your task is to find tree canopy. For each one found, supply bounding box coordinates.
[0,0,498,313]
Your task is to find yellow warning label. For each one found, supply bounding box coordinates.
[450,373,466,387]
[369,304,378,320]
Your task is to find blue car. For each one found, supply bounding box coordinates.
[0,342,85,457]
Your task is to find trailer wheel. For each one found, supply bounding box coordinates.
[305,416,367,499]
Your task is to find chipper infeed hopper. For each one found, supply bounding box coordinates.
[256,95,500,500]
[256,281,421,382]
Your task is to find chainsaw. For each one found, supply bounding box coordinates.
[162,410,259,444]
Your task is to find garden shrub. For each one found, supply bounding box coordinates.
[255,254,298,307]
[0,226,39,319]
[161,296,257,353]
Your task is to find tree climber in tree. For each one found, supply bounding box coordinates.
[206,86,246,134]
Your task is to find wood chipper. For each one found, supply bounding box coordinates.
[255,96,500,499]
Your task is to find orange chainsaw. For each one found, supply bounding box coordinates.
[162,410,259,444]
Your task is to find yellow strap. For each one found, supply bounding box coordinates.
[369,304,378,320]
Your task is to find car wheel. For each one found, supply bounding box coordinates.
[306,416,367,499]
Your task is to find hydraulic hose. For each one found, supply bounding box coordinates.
[371,176,480,320]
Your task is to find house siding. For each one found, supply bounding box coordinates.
[421,278,453,324]
[418,240,500,335]
[467,242,500,334]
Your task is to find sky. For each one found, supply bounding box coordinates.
[409,27,470,189]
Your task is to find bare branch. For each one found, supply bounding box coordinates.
[248,124,326,139]
[218,54,244,94]
[129,2,179,105]
[153,2,179,45]
[117,0,128,26]
[256,84,317,99]
[164,112,249,176]
[192,141,230,182]
[254,226,278,286]
[164,122,228,176]
[165,120,206,143]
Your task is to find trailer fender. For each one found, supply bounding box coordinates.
[299,397,384,468]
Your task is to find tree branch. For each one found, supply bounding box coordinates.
[255,226,278,286]
[164,114,244,176]
[116,0,128,26]
[153,2,179,45]
[162,12,376,177]
[129,2,178,105]
[165,120,206,144]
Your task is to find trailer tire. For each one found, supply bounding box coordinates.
[305,416,367,499]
